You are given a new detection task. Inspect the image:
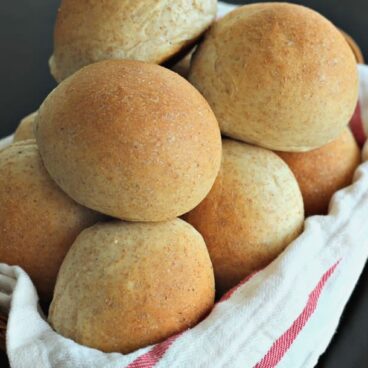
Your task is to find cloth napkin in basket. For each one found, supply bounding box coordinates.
[1,3,368,367]
[0,144,368,368]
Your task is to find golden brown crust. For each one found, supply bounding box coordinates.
[35,60,222,222]
[188,3,359,152]
[49,219,215,353]
[276,129,361,216]
[51,0,217,82]
[184,139,304,295]
[13,112,37,142]
[0,142,102,301]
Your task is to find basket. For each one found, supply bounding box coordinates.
[0,27,365,363]
[341,29,365,63]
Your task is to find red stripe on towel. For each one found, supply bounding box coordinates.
[126,270,257,367]
[350,103,366,146]
[127,335,179,368]
[127,261,338,368]
[254,261,340,368]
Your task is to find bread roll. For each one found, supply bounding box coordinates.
[277,129,361,216]
[0,141,102,301]
[35,60,222,222]
[49,219,215,353]
[50,0,217,82]
[184,139,304,295]
[13,112,37,142]
[188,3,358,152]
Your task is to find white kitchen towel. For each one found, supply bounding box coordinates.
[1,3,368,368]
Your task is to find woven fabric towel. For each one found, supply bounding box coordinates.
[1,3,368,368]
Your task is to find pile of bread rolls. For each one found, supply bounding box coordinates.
[0,0,361,354]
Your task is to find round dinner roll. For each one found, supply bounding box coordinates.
[277,129,361,216]
[49,219,215,353]
[13,111,37,142]
[50,0,217,82]
[0,141,102,301]
[188,3,358,152]
[35,60,222,222]
[184,139,304,295]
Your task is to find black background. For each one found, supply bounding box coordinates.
[0,1,368,367]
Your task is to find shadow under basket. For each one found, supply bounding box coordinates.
[0,29,364,355]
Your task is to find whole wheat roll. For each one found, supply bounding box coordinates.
[0,141,102,301]
[49,219,215,353]
[50,0,217,82]
[277,129,361,216]
[13,112,37,142]
[35,59,222,222]
[184,139,304,295]
[188,3,358,152]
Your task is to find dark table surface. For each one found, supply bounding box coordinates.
[0,1,367,367]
